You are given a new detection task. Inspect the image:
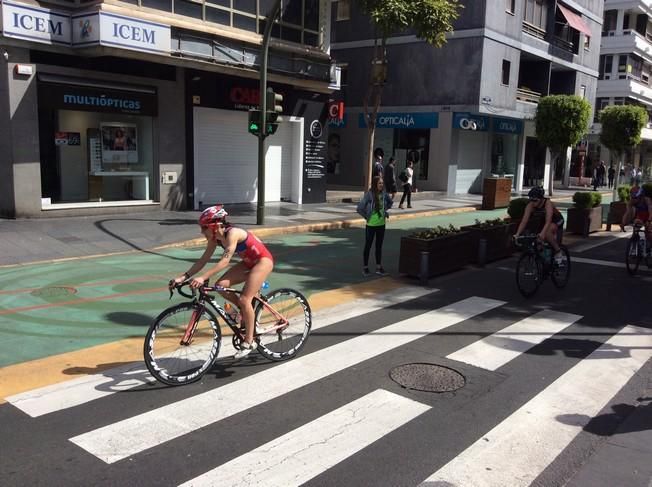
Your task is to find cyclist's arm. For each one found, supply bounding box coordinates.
[515,203,533,236]
[198,232,238,280]
[175,240,217,281]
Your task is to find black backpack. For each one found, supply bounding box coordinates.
[398,170,408,183]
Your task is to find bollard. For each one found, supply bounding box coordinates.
[419,251,429,285]
[477,238,487,267]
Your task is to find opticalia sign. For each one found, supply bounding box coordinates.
[1,1,71,45]
[358,112,438,129]
[492,117,523,134]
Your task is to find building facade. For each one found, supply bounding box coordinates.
[589,0,652,181]
[1,0,334,218]
[328,0,603,194]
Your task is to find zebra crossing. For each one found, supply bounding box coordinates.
[2,289,651,487]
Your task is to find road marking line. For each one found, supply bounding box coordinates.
[422,325,652,487]
[4,284,434,414]
[572,231,631,253]
[69,296,504,463]
[572,256,652,272]
[177,389,429,487]
[447,310,582,371]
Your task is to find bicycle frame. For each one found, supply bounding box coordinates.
[177,284,288,346]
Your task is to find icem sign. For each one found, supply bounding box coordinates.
[1,1,71,45]
[72,12,170,54]
[453,112,489,131]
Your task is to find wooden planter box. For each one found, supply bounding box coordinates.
[461,222,518,263]
[606,201,627,231]
[399,232,472,278]
[482,177,513,210]
[566,206,603,236]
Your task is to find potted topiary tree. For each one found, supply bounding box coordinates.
[507,197,544,232]
[567,191,603,236]
[399,224,472,278]
[461,218,517,263]
[606,184,631,231]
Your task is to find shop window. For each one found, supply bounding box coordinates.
[492,134,518,179]
[394,129,430,182]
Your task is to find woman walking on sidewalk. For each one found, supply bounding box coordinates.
[399,160,413,209]
[357,176,393,277]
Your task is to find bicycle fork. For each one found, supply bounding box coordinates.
[180,304,203,346]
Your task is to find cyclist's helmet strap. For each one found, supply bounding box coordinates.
[528,186,545,201]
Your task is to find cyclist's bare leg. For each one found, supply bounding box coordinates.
[545,225,561,253]
[239,257,274,343]
[216,263,250,317]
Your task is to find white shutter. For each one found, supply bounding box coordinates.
[193,107,296,208]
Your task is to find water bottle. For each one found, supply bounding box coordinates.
[543,246,552,262]
[261,280,270,291]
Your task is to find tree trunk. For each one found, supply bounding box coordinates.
[363,37,386,192]
[612,152,622,202]
[548,150,559,197]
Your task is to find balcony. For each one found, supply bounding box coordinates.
[597,76,652,104]
[522,21,546,40]
[516,87,542,104]
[601,30,652,63]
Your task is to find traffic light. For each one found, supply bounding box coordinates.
[265,87,283,115]
[248,109,261,136]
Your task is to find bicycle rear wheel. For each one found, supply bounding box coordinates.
[144,302,221,386]
[551,246,571,289]
[625,238,641,276]
[516,252,542,297]
[255,289,311,361]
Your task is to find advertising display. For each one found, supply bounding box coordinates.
[101,123,138,163]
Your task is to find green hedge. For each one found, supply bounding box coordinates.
[507,198,530,220]
[572,191,602,209]
[617,185,631,202]
[409,224,462,240]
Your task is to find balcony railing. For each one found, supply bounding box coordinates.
[516,87,542,104]
[522,21,546,40]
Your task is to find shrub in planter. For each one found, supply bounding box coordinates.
[399,224,472,278]
[567,191,603,236]
[607,185,631,230]
[461,218,517,263]
[507,198,529,221]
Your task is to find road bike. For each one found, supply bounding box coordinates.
[625,221,652,276]
[144,281,312,386]
[514,235,571,297]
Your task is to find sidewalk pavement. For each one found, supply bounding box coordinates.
[0,187,609,267]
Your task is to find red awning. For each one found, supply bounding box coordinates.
[558,4,592,37]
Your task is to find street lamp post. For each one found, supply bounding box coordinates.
[257,0,282,225]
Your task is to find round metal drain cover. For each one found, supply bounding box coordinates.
[30,286,77,298]
[390,363,465,393]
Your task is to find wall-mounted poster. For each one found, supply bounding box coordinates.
[100,122,138,163]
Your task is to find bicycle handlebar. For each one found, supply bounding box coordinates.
[168,280,240,300]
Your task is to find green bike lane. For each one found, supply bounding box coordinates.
[0,208,521,371]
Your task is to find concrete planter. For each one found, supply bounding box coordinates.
[398,232,472,278]
[566,206,603,236]
[606,201,627,231]
[460,222,518,263]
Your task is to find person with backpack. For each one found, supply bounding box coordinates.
[373,147,385,179]
[398,160,413,209]
[384,157,397,200]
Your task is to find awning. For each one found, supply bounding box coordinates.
[558,4,592,37]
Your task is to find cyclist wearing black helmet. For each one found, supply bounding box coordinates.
[514,187,565,263]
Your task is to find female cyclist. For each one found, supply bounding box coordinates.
[170,205,274,359]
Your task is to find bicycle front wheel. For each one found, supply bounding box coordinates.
[516,252,542,297]
[551,246,571,289]
[144,302,221,386]
[625,238,641,276]
[255,289,312,361]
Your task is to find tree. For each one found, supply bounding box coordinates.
[599,105,648,199]
[535,95,591,196]
[358,0,462,190]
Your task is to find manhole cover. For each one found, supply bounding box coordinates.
[390,363,465,393]
[30,286,78,298]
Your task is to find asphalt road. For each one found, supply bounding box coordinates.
[1,236,651,487]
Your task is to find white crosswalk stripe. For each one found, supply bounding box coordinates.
[422,324,652,487]
[7,285,434,417]
[177,389,430,487]
[446,310,582,371]
[69,296,504,463]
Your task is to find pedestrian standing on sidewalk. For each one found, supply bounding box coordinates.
[384,157,397,200]
[608,164,615,189]
[373,147,385,179]
[398,160,413,209]
[357,175,393,277]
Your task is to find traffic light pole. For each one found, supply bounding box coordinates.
[257,0,282,225]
